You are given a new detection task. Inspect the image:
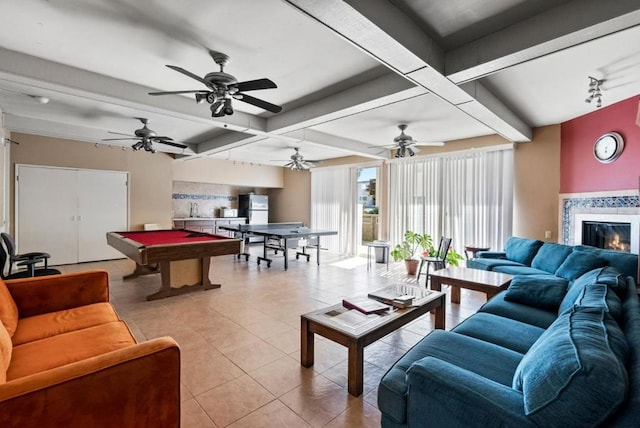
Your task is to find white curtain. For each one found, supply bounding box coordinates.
[388,148,513,253]
[311,166,360,255]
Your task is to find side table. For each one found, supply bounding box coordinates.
[464,245,490,260]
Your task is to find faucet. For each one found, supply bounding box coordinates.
[189,202,199,217]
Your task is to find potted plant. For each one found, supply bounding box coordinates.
[421,243,465,267]
[391,231,433,275]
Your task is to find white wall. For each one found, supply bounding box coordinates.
[173,157,283,188]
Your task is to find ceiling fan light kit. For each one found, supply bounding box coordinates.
[386,124,443,159]
[278,147,321,170]
[149,50,282,118]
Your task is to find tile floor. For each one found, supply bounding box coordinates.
[57,245,486,427]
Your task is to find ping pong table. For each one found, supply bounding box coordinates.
[218,222,337,270]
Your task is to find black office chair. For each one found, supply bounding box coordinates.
[417,236,452,286]
[0,233,60,279]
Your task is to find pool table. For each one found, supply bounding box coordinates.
[106,229,241,300]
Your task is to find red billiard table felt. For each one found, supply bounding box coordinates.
[119,230,227,246]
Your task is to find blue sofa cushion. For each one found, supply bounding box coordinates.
[479,292,558,329]
[466,258,525,271]
[589,266,628,298]
[492,265,550,276]
[574,245,638,282]
[573,282,623,323]
[378,330,523,425]
[504,237,543,266]
[531,242,573,274]
[555,251,607,281]
[504,275,568,311]
[452,312,545,354]
[558,268,602,314]
[513,307,628,424]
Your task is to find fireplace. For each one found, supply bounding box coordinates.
[573,213,640,254]
[582,221,631,252]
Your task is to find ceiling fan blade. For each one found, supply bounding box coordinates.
[234,78,277,92]
[237,93,282,113]
[166,65,212,88]
[149,90,209,96]
[102,137,138,141]
[415,141,445,147]
[153,136,174,141]
[304,159,322,164]
[157,140,188,149]
[108,131,136,137]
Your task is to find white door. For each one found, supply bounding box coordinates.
[77,170,128,262]
[17,165,79,265]
[16,165,129,265]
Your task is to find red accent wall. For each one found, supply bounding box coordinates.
[560,94,640,193]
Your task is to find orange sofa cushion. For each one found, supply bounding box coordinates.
[0,323,12,383]
[7,321,136,381]
[12,302,119,346]
[0,279,18,337]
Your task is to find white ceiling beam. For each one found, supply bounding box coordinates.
[446,0,640,84]
[196,72,425,159]
[282,129,388,159]
[267,72,424,134]
[285,0,532,142]
[0,47,262,133]
[4,114,196,155]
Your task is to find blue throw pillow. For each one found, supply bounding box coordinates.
[531,243,573,274]
[555,252,607,281]
[558,268,602,315]
[504,275,568,311]
[512,307,628,425]
[574,282,623,323]
[504,237,543,266]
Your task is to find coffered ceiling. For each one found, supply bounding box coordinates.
[0,0,639,166]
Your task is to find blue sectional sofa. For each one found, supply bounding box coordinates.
[467,237,638,282]
[378,239,640,427]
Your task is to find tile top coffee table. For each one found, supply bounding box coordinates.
[300,287,446,397]
[429,266,513,304]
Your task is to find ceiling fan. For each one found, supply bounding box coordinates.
[381,124,444,158]
[276,148,321,170]
[149,50,282,117]
[102,118,188,153]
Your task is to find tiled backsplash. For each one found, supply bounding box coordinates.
[172,181,266,218]
[559,190,640,246]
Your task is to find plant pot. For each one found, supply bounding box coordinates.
[404,259,419,275]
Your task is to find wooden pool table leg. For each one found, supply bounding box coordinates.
[146,256,221,301]
[123,263,160,280]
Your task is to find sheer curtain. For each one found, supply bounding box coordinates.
[310,166,360,255]
[388,147,513,253]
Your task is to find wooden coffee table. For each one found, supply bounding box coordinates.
[300,288,446,397]
[429,266,513,304]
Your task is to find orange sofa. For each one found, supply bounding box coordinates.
[0,270,180,427]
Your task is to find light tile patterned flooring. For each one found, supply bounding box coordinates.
[57,246,485,427]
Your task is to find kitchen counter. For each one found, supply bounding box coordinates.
[173,217,247,236]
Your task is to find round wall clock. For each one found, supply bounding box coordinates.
[593,132,624,163]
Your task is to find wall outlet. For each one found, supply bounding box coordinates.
[544,230,552,239]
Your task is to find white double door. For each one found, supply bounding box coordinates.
[16,165,129,265]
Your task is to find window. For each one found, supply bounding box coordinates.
[388,147,513,253]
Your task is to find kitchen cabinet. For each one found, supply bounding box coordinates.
[173,218,246,237]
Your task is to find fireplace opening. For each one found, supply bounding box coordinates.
[581,221,631,252]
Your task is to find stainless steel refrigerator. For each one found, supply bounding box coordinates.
[238,194,269,241]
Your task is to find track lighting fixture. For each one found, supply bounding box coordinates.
[585,76,604,108]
